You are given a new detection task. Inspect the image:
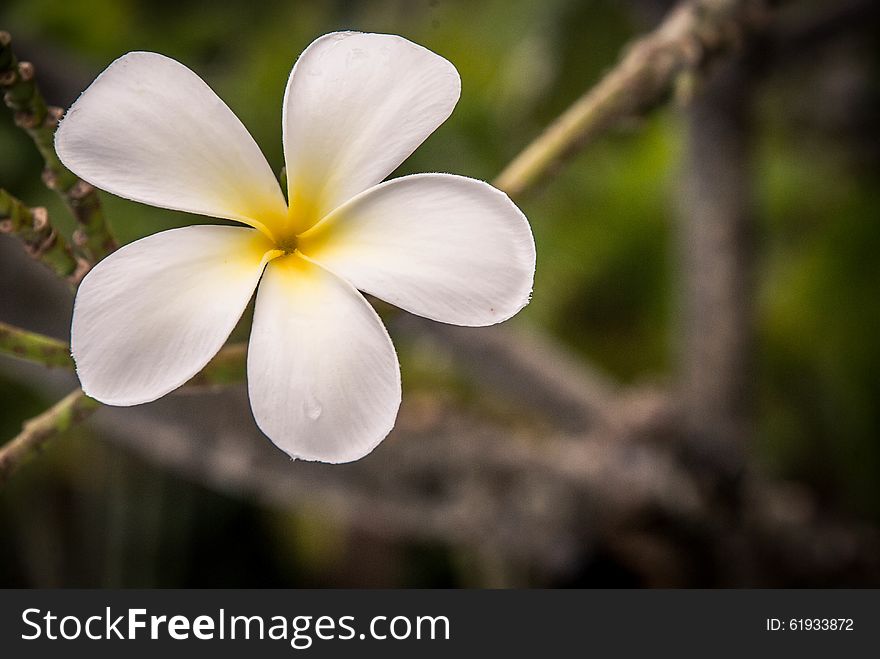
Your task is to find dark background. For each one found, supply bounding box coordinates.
[1,0,879,587]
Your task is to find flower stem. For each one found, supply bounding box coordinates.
[0,30,116,264]
[0,388,100,485]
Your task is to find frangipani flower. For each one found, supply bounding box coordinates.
[56,32,535,463]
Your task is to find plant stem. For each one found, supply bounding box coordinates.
[0,188,86,284]
[0,321,73,369]
[0,320,247,385]
[493,0,772,198]
[0,389,100,485]
[0,327,247,482]
[0,30,116,264]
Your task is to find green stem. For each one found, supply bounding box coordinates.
[0,188,86,284]
[0,30,116,264]
[0,320,247,385]
[0,389,100,485]
[0,324,248,482]
[0,321,73,368]
[493,0,772,198]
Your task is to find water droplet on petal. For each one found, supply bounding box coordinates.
[303,396,323,421]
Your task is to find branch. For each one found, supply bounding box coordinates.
[391,314,618,433]
[0,388,99,485]
[493,0,773,198]
[0,321,72,369]
[0,313,616,440]
[0,30,116,264]
[676,50,757,481]
[0,320,249,389]
[94,388,880,585]
[0,188,86,284]
[0,329,247,479]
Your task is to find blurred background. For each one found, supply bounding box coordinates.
[1,0,879,587]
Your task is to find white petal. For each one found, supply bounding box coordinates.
[56,52,288,237]
[72,226,275,405]
[247,253,401,463]
[282,32,460,232]
[299,174,536,327]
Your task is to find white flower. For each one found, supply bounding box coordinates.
[55,32,535,463]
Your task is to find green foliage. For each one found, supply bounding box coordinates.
[756,118,880,515]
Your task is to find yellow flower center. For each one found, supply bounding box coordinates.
[257,187,329,263]
[275,234,299,254]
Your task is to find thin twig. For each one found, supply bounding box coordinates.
[493,0,773,198]
[0,389,99,485]
[0,320,248,388]
[0,329,248,478]
[0,189,87,284]
[0,313,618,439]
[0,321,72,369]
[0,30,116,264]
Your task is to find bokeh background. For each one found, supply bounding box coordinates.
[1,0,879,587]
